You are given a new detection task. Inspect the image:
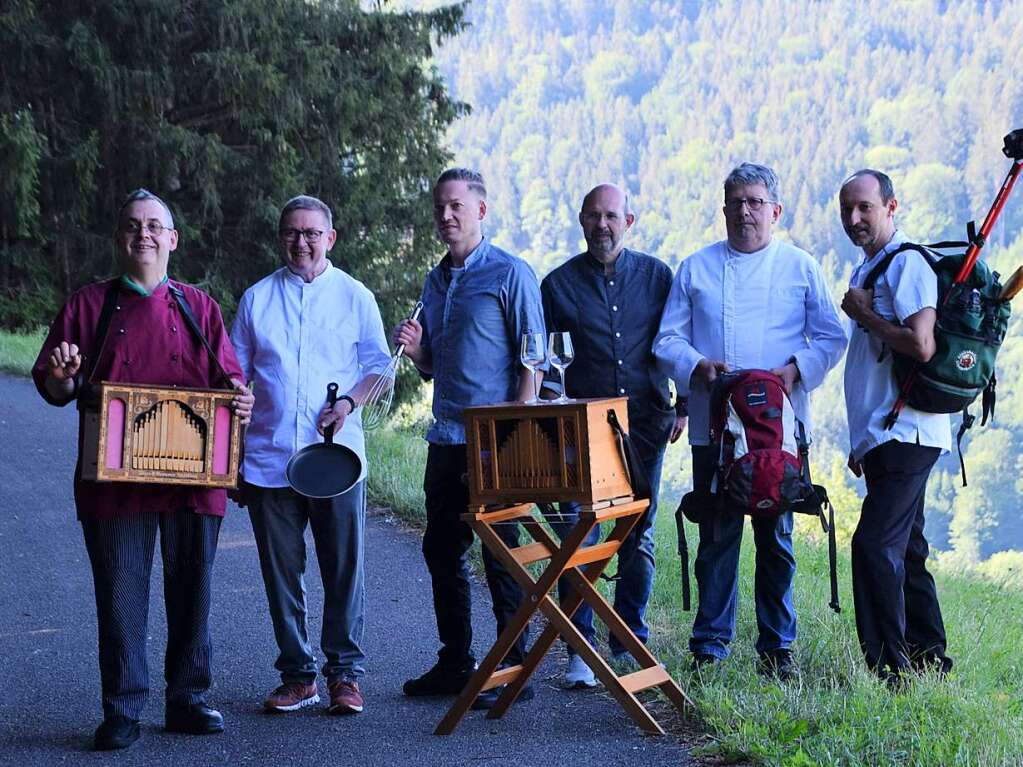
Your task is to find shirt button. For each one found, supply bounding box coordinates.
[609,280,615,286]
[619,388,625,394]
[615,332,621,338]
[171,354,178,362]
[115,305,121,311]
[171,326,177,333]
[617,360,623,365]
[612,305,618,312]
[118,328,125,334]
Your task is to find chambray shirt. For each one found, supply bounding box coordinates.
[418,237,545,445]
[844,231,951,460]
[653,239,847,445]
[541,249,674,443]
[230,263,392,487]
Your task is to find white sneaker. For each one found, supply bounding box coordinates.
[564,654,598,689]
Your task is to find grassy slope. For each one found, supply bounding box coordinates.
[0,328,44,376]
[366,426,1023,767]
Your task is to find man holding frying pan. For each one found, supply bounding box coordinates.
[230,195,392,716]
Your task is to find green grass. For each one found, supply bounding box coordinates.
[0,327,45,376]
[365,424,1023,767]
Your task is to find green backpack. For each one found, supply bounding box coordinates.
[864,242,1011,482]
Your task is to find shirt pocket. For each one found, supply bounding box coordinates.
[767,286,807,330]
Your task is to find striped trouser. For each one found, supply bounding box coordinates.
[80,510,221,721]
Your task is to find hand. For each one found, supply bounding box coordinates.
[47,341,83,381]
[669,414,688,444]
[317,395,354,434]
[229,378,254,425]
[841,287,874,324]
[769,361,800,395]
[393,318,424,364]
[691,358,728,387]
[847,451,862,478]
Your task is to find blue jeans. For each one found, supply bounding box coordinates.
[688,446,797,659]
[552,426,667,658]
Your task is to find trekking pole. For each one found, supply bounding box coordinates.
[951,129,1023,285]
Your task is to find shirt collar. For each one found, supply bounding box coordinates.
[119,273,169,297]
[440,237,488,276]
[725,239,775,260]
[583,247,633,276]
[861,230,906,269]
[284,261,335,286]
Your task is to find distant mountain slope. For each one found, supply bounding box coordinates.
[423,0,1023,571]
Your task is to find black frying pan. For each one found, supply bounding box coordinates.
[286,382,363,498]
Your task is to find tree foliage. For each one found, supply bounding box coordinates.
[419,0,1023,569]
[0,0,467,400]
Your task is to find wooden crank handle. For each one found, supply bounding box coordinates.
[998,265,1023,301]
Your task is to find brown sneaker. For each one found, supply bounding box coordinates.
[264,681,320,712]
[327,678,364,715]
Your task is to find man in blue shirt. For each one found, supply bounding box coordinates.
[394,168,546,708]
[540,184,686,687]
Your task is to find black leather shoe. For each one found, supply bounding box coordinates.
[94,716,140,750]
[471,682,535,711]
[165,703,225,735]
[758,649,796,681]
[403,661,476,696]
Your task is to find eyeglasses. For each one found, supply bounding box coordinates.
[279,228,325,243]
[723,197,777,212]
[121,221,172,237]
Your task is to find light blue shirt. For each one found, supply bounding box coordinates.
[230,263,392,487]
[418,237,545,445]
[653,239,847,445]
[844,231,951,460]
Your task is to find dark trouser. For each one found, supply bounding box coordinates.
[688,445,797,659]
[246,480,366,684]
[851,440,950,676]
[81,510,221,721]
[552,423,668,657]
[422,443,527,669]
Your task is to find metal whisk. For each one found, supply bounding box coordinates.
[362,301,424,431]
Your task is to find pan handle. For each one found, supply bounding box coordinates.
[325,382,339,445]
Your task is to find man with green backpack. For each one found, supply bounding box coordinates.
[839,169,956,686]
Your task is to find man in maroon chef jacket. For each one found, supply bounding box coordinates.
[32,189,254,751]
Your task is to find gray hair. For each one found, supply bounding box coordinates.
[724,163,781,203]
[120,188,175,228]
[279,195,333,229]
[436,167,487,199]
[843,169,896,203]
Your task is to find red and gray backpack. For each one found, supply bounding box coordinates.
[675,369,840,613]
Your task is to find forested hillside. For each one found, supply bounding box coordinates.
[419,0,1023,573]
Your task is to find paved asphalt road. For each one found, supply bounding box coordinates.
[0,373,693,766]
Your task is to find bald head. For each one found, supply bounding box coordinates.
[579,184,635,268]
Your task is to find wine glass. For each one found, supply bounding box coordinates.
[520,331,546,404]
[547,332,574,403]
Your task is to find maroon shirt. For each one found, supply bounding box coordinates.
[32,278,244,519]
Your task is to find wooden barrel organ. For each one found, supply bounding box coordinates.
[81,382,241,488]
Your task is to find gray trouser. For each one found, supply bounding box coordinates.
[246,481,366,683]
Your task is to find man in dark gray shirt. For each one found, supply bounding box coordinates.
[540,183,686,687]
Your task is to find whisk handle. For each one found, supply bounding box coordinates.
[393,301,424,358]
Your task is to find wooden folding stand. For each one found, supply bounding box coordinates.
[435,398,693,736]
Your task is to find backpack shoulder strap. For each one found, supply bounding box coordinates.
[862,242,935,291]
[167,282,233,388]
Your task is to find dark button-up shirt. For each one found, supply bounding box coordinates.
[419,237,545,444]
[541,248,674,444]
[32,278,244,519]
